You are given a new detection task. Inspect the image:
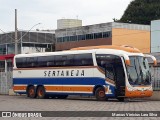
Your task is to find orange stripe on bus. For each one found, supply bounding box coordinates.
[125,87,153,98]
[45,86,93,92]
[13,86,27,91]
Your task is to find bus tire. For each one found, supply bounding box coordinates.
[27,86,36,98]
[95,87,107,101]
[37,86,46,99]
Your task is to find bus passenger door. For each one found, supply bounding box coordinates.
[114,57,126,97]
[105,57,126,97]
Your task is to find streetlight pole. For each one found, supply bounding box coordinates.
[14,9,41,54]
[15,9,18,55]
[18,23,41,43]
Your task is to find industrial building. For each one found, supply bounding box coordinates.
[0,30,55,55]
[55,22,150,53]
[0,30,55,72]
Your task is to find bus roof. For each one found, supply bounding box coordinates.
[71,45,141,53]
[14,47,143,59]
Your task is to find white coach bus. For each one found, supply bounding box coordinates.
[13,45,157,101]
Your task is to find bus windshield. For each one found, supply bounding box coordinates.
[127,56,151,86]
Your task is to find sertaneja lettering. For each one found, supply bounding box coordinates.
[44,70,85,77]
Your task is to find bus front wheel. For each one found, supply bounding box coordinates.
[95,87,107,101]
[37,86,46,99]
[27,86,36,98]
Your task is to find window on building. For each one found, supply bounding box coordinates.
[70,36,77,41]
[78,35,85,40]
[94,32,102,39]
[86,34,94,40]
[103,31,112,38]
[57,37,63,42]
[63,36,70,42]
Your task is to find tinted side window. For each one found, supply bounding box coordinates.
[38,56,54,67]
[96,54,117,71]
[74,54,93,66]
[63,55,74,66]
[16,53,93,68]
[16,58,27,68]
[26,57,38,68]
[55,55,65,66]
[46,56,55,67]
[38,56,47,67]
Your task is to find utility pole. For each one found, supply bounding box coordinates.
[15,9,18,55]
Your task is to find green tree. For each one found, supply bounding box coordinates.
[119,0,160,25]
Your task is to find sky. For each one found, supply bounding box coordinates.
[0,0,133,32]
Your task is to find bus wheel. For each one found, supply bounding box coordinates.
[27,86,36,98]
[117,97,124,102]
[57,95,68,99]
[95,87,107,101]
[37,86,46,99]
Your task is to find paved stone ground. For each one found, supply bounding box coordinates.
[0,95,160,120]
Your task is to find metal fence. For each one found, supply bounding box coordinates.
[151,67,160,91]
[0,72,12,94]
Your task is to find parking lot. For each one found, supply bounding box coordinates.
[0,95,160,120]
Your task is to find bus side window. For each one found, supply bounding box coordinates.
[47,56,55,67]
[74,54,93,66]
[16,58,24,68]
[64,55,74,66]
[38,56,47,67]
[26,57,38,68]
[16,57,27,68]
[55,55,64,66]
[105,64,115,81]
[96,56,105,71]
